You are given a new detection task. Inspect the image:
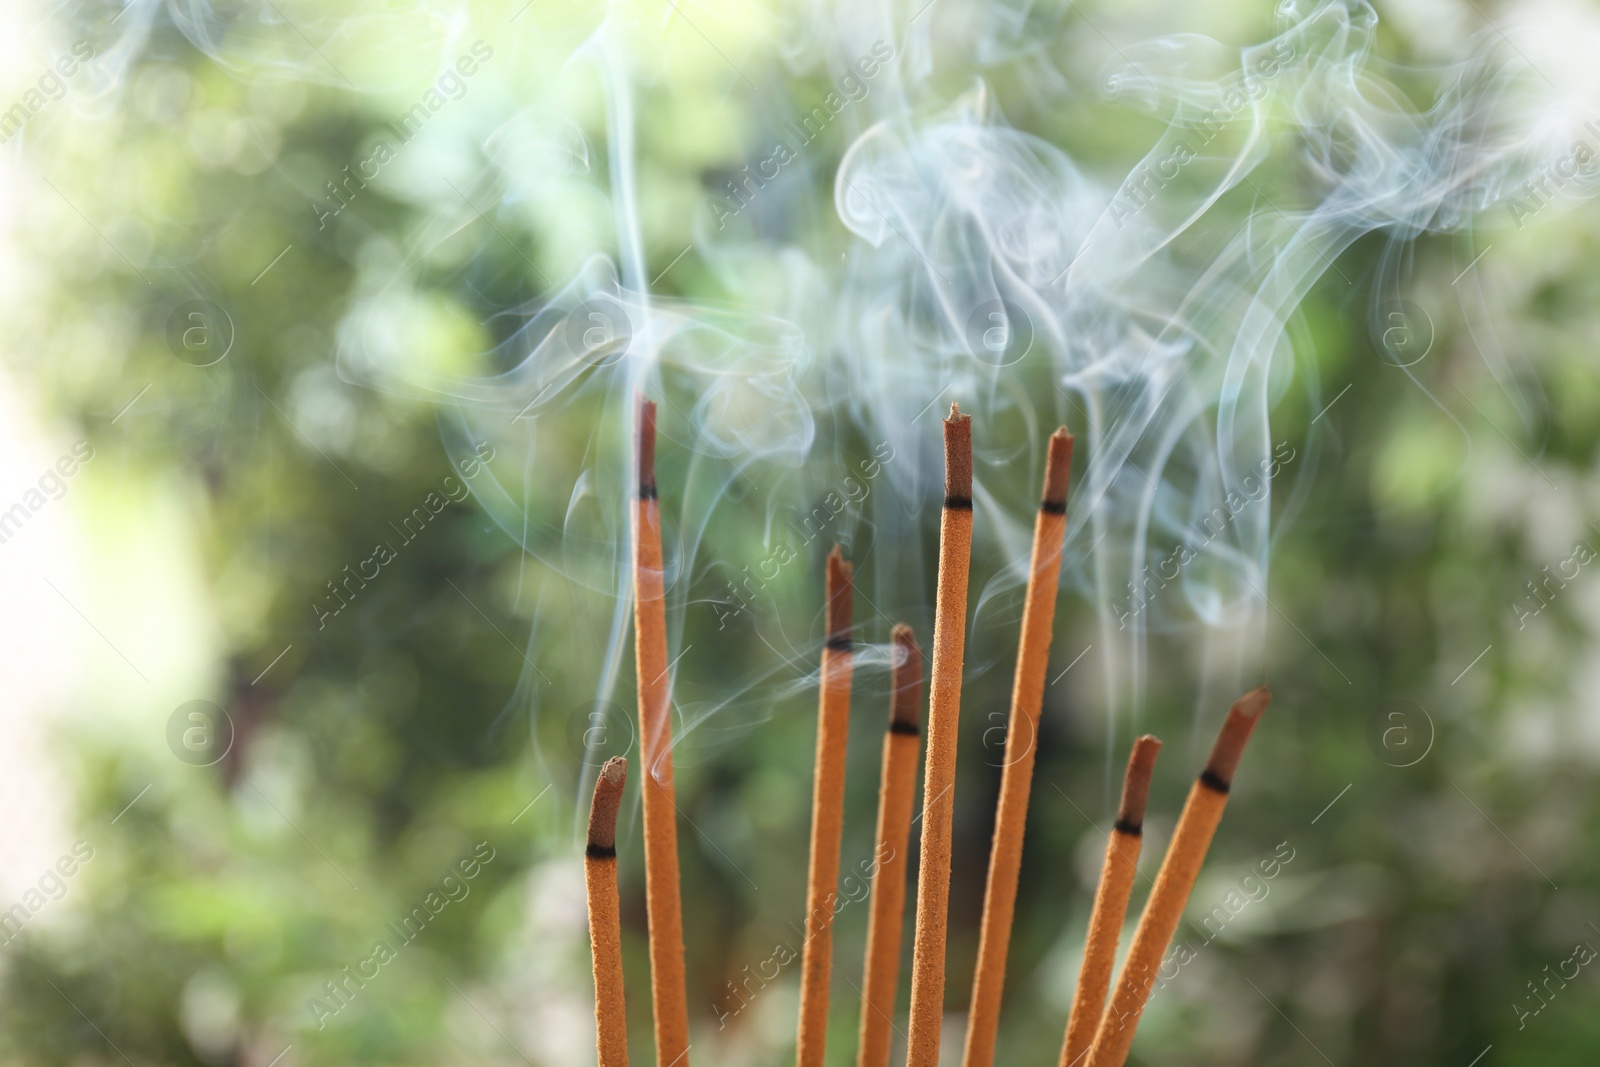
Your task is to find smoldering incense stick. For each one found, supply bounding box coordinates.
[1083,687,1271,1067]
[962,427,1075,1067]
[1058,736,1161,1067]
[856,624,924,1067]
[586,757,630,1067]
[632,398,691,1067]
[796,547,856,1067]
[905,405,975,1067]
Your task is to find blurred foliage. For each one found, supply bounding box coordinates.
[4,1,1600,1066]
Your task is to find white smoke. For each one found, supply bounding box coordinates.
[135,0,1591,763]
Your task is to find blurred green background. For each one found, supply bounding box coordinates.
[3,0,1600,1065]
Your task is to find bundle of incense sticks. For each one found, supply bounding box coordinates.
[582,399,1270,1067]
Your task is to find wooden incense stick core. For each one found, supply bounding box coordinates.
[857,624,923,1067]
[632,398,691,1067]
[905,405,975,1067]
[796,548,856,1067]
[1083,687,1270,1067]
[962,427,1075,1067]
[586,757,629,1067]
[1058,736,1160,1067]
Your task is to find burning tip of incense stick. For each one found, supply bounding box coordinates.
[1042,426,1075,511]
[826,546,854,649]
[635,396,657,499]
[889,623,923,731]
[1201,686,1271,792]
[1115,735,1162,833]
[943,405,973,503]
[586,756,628,856]
[1233,683,1271,718]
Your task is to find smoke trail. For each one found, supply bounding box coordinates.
[301,0,1600,781]
[811,0,1599,727]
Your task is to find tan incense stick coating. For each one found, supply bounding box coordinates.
[1083,688,1270,1067]
[796,548,856,1067]
[857,625,923,1067]
[632,398,691,1067]
[1058,737,1161,1067]
[587,758,629,1067]
[905,405,976,1067]
[962,427,1075,1067]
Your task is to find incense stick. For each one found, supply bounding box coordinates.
[857,624,923,1067]
[1083,687,1271,1067]
[962,427,1074,1067]
[1059,736,1160,1067]
[632,398,692,1067]
[586,757,630,1067]
[905,405,975,1067]
[796,547,856,1067]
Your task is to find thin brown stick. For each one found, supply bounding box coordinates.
[857,625,923,1067]
[1083,687,1271,1067]
[1058,737,1161,1067]
[632,398,691,1067]
[905,405,975,1067]
[962,427,1075,1067]
[796,547,856,1067]
[587,757,630,1067]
